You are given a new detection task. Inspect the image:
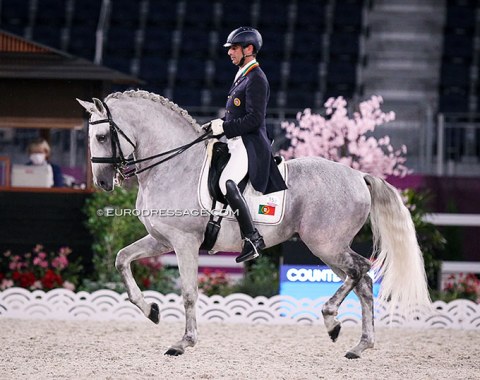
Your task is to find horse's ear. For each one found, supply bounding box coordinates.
[92,98,106,115]
[76,98,95,114]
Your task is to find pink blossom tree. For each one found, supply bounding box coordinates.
[280,96,410,178]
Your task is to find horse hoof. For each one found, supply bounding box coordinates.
[148,303,160,324]
[328,323,341,342]
[164,348,184,356]
[345,351,360,359]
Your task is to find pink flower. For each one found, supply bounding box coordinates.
[280,95,409,179]
[0,279,14,290]
[59,247,72,256]
[62,281,75,291]
[31,280,43,290]
[33,244,44,253]
[37,252,47,260]
[52,255,68,270]
[33,257,48,268]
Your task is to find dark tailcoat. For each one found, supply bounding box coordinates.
[223,65,287,194]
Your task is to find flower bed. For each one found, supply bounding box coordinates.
[0,245,81,291]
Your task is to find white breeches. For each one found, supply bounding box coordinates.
[219,136,248,195]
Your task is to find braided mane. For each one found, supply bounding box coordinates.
[105,90,202,132]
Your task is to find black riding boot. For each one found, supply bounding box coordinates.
[224,180,266,263]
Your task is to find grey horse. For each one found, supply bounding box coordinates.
[77,90,430,359]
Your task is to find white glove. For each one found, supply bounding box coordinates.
[210,119,224,135]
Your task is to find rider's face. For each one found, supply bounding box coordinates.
[227,44,244,66]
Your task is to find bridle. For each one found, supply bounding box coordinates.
[89,100,213,179]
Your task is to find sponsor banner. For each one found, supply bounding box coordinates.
[279,265,381,300]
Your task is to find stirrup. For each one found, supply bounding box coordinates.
[235,234,265,263]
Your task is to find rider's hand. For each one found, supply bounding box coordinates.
[210,119,224,136]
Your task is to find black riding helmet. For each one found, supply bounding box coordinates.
[223,26,263,54]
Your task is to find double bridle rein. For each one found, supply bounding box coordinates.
[89,100,213,179]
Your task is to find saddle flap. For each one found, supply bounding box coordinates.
[207,142,230,204]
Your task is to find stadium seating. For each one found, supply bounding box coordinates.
[257,0,291,29]
[295,0,327,33]
[0,0,30,36]
[288,61,320,92]
[332,0,363,34]
[438,0,477,113]
[139,56,170,86]
[172,86,203,107]
[146,0,179,29]
[175,58,206,86]
[0,0,413,113]
[183,1,215,30]
[32,0,67,49]
[109,0,140,28]
[179,29,212,58]
[220,2,252,29]
[143,27,173,58]
[68,0,102,60]
[260,59,284,90]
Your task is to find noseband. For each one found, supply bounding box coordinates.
[89,100,213,179]
[90,101,136,177]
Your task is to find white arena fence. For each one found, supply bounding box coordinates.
[0,288,479,329]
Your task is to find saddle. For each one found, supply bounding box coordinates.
[201,141,284,251]
[207,141,247,204]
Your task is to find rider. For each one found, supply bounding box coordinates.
[207,26,287,263]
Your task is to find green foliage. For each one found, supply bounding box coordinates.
[82,187,178,294]
[83,187,146,285]
[82,186,178,294]
[232,256,279,297]
[196,256,280,298]
[440,200,463,261]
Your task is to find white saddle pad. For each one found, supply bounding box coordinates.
[197,142,288,225]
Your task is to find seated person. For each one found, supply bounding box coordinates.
[26,138,64,187]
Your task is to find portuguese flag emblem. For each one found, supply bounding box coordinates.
[258,204,275,216]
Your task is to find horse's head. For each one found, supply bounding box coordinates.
[77,97,135,191]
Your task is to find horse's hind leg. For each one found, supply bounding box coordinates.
[310,248,372,357]
[326,264,375,358]
[115,234,171,322]
[348,273,374,359]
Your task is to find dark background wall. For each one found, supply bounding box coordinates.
[0,190,94,273]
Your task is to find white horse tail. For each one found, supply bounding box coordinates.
[364,175,431,314]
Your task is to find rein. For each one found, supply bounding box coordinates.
[90,100,212,178]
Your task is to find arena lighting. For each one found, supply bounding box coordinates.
[279,265,381,300]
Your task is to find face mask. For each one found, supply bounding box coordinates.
[30,153,47,165]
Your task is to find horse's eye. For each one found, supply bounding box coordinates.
[96,134,107,143]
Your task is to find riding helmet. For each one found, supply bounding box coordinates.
[223,27,263,53]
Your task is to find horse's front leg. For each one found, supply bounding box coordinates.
[115,234,171,322]
[165,243,199,356]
